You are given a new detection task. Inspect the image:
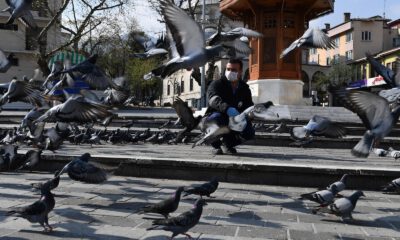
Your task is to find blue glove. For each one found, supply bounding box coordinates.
[226,107,240,117]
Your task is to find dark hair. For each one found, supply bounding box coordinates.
[228,58,243,70]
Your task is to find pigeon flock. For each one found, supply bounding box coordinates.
[0,0,399,238]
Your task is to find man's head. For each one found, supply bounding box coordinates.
[225,58,243,82]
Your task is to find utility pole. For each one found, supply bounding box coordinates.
[200,0,206,108]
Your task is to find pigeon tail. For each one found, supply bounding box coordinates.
[5,16,15,25]
[300,192,317,202]
[351,131,374,158]
[6,210,17,216]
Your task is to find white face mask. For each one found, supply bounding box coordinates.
[225,70,238,82]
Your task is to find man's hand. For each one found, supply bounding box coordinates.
[227,107,240,117]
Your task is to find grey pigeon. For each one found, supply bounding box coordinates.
[207,27,263,46]
[147,198,206,239]
[35,95,113,124]
[21,107,47,133]
[44,127,63,151]
[56,153,107,183]
[144,0,224,79]
[327,174,348,193]
[172,97,201,142]
[388,147,400,160]
[31,170,61,192]
[0,49,14,73]
[335,90,400,158]
[382,177,400,193]
[3,0,37,29]
[103,77,130,106]
[14,149,42,171]
[137,186,184,219]
[192,119,230,148]
[366,53,399,88]
[60,54,111,90]
[132,33,168,59]
[372,148,389,157]
[326,191,365,220]
[43,60,64,89]
[280,28,335,58]
[183,178,219,198]
[301,185,339,208]
[7,183,55,232]
[291,115,346,140]
[0,78,44,106]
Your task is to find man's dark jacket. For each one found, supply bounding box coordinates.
[206,76,254,115]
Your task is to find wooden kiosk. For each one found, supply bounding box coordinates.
[220,0,334,104]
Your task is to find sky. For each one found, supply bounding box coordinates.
[310,0,400,28]
[133,0,400,36]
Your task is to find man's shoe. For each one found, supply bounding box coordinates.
[212,148,223,155]
[222,146,237,155]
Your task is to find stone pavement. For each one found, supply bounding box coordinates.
[0,172,399,239]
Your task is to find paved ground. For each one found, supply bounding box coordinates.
[0,172,399,239]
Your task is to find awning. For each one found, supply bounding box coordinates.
[48,51,86,68]
[347,76,386,89]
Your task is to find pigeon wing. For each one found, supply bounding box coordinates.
[172,97,196,129]
[68,160,107,183]
[161,0,205,57]
[82,66,111,90]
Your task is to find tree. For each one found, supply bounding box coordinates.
[315,62,356,90]
[34,0,132,76]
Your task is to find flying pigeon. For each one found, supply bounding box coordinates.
[335,90,400,158]
[132,33,168,59]
[326,191,365,220]
[192,118,230,148]
[183,178,219,198]
[382,177,400,193]
[103,77,130,106]
[137,186,184,219]
[290,115,347,140]
[0,78,44,106]
[366,53,399,88]
[301,185,339,212]
[144,0,224,79]
[35,95,113,124]
[280,28,335,58]
[147,198,206,239]
[0,50,14,73]
[20,107,47,133]
[61,54,111,90]
[172,97,202,142]
[56,153,107,183]
[31,170,61,192]
[7,183,55,232]
[3,0,38,29]
[327,174,348,193]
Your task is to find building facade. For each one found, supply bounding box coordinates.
[303,14,400,104]
[0,0,66,83]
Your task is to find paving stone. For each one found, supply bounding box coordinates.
[238,226,287,239]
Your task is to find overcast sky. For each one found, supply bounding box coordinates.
[134,0,400,35]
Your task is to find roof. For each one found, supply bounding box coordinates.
[351,46,400,64]
[328,15,391,33]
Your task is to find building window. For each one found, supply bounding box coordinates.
[393,37,400,47]
[326,57,331,66]
[9,55,18,66]
[0,23,18,31]
[334,37,340,47]
[345,50,353,60]
[333,54,340,64]
[189,76,194,91]
[180,80,184,93]
[346,32,353,42]
[167,84,170,95]
[264,13,277,28]
[310,48,317,55]
[26,27,46,51]
[361,31,371,41]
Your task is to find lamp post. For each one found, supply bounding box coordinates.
[200,0,206,108]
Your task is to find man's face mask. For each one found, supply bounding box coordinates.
[225,70,238,82]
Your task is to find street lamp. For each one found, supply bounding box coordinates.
[200,0,206,108]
